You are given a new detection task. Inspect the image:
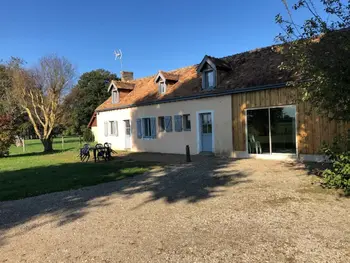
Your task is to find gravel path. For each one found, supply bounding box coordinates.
[0,157,349,263]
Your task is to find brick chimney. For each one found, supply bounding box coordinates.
[120,71,134,82]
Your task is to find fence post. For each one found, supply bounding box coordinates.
[22,138,25,153]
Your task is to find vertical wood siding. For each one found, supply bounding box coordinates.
[232,87,350,154]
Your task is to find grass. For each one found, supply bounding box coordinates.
[0,137,156,201]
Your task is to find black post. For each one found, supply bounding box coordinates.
[186,145,191,162]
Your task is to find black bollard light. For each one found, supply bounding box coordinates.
[186,145,191,162]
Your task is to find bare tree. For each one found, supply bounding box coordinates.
[9,55,75,152]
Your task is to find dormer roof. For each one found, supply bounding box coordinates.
[155,70,179,83]
[107,80,135,92]
[197,55,231,73]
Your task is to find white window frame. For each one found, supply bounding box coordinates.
[139,117,156,139]
[183,114,191,131]
[158,116,165,132]
[109,121,115,136]
[108,121,118,136]
[112,90,119,104]
[159,81,166,94]
[142,118,152,138]
[203,69,216,90]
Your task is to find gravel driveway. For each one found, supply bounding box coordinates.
[0,156,349,263]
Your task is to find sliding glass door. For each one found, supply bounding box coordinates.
[247,106,296,154]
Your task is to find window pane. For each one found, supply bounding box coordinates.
[201,113,212,134]
[207,71,214,88]
[207,124,212,133]
[125,120,131,135]
[202,113,207,124]
[183,114,191,130]
[143,118,151,137]
[159,82,165,93]
[158,116,165,131]
[110,121,114,135]
[270,107,296,153]
[207,113,212,124]
[247,109,270,153]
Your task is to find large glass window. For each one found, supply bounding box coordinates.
[270,107,296,153]
[247,106,296,154]
[247,109,270,153]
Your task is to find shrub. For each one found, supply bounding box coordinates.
[0,115,15,157]
[83,128,95,142]
[322,136,350,195]
[63,126,76,136]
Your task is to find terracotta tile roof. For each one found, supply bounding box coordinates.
[96,45,291,112]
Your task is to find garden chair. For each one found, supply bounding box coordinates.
[104,142,112,160]
[95,143,108,161]
[80,144,90,162]
[248,135,262,154]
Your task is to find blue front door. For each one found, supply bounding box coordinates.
[200,113,213,152]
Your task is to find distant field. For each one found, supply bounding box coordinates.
[0,137,155,201]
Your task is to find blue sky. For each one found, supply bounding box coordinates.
[0,0,310,79]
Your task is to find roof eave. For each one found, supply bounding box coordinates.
[96,82,288,113]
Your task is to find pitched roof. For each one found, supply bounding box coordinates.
[158,71,179,82]
[87,112,97,127]
[206,56,231,70]
[96,45,291,112]
[108,80,135,92]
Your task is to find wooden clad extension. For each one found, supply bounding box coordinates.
[232,87,350,154]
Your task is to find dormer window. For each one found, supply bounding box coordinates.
[112,90,119,104]
[203,70,215,90]
[155,71,179,95]
[159,81,166,94]
[197,55,231,91]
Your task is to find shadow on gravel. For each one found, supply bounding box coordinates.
[283,161,329,177]
[0,155,251,247]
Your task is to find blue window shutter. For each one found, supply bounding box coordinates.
[104,121,108,136]
[174,115,183,132]
[115,121,118,136]
[136,119,142,138]
[150,117,156,138]
[165,116,172,132]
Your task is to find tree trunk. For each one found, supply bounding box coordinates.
[41,138,53,152]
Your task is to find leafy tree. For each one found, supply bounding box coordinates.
[0,64,32,140]
[64,69,117,133]
[0,65,14,115]
[275,0,350,121]
[8,55,75,152]
[0,115,15,157]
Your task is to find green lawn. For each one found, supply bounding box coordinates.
[0,137,156,201]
